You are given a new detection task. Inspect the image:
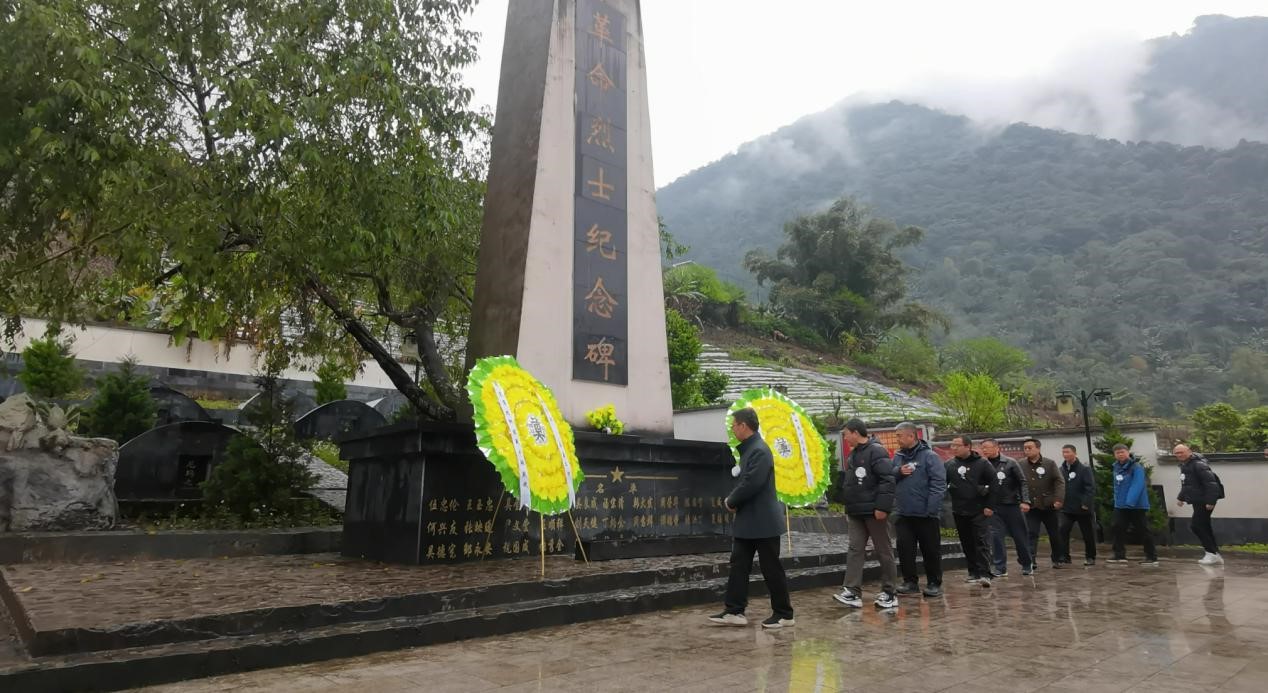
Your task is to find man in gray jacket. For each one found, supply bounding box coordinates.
[709,407,794,629]
[891,422,948,597]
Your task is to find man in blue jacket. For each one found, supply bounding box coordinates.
[1108,444,1158,566]
[891,422,947,597]
[709,407,794,628]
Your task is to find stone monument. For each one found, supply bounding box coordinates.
[467,0,673,435]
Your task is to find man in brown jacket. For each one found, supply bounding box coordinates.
[1021,438,1066,571]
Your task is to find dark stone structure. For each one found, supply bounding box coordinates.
[341,422,736,565]
[115,422,248,500]
[238,390,318,423]
[367,392,409,420]
[293,400,387,442]
[149,386,212,426]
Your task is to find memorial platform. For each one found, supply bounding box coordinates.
[0,531,962,692]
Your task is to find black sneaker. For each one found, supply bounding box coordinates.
[1052,561,1064,569]
[895,582,920,595]
[993,571,1008,579]
[1084,558,1096,566]
[1022,567,1034,577]
[761,614,795,629]
[922,584,943,597]
[1106,558,1128,565]
[963,575,981,583]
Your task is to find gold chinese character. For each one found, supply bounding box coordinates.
[584,337,617,380]
[589,11,613,44]
[596,482,606,494]
[586,165,615,200]
[586,224,617,260]
[588,61,616,92]
[629,482,638,494]
[585,277,618,318]
[586,116,616,154]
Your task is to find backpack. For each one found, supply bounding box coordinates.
[1211,471,1226,500]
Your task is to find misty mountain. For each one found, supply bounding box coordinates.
[655,97,1268,413]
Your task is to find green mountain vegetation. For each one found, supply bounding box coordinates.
[658,98,1268,415]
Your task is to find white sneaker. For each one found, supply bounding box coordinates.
[1198,552,1224,566]
[832,588,863,608]
[874,591,898,609]
[707,612,748,626]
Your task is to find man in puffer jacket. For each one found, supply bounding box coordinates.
[891,423,947,597]
[945,435,996,587]
[833,418,898,610]
[1173,443,1224,566]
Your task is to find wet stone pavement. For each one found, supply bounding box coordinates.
[128,558,1268,693]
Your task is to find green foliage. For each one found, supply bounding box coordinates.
[585,404,625,435]
[666,309,703,408]
[310,440,348,474]
[744,197,944,345]
[932,371,1007,432]
[1226,384,1260,411]
[940,337,1032,387]
[81,357,156,444]
[17,333,82,400]
[313,361,350,405]
[659,217,689,262]
[1242,407,1268,450]
[1191,403,1245,451]
[739,306,829,350]
[698,369,730,404]
[0,0,486,421]
[867,330,939,383]
[656,97,1268,414]
[202,374,316,523]
[195,398,242,411]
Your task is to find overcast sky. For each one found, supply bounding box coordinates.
[461,1,1268,186]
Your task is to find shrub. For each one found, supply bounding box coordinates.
[314,360,350,404]
[81,357,156,444]
[666,309,704,408]
[17,333,82,399]
[1241,406,1268,450]
[932,371,1007,432]
[698,369,730,404]
[1191,402,1244,451]
[939,336,1031,387]
[869,330,939,383]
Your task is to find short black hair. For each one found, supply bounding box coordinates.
[953,435,973,448]
[1023,438,1041,448]
[1062,444,1077,452]
[1112,443,1129,452]
[732,407,759,432]
[844,418,868,436]
[981,438,998,445]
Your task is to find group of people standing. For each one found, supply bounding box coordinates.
[712,409,1226,627]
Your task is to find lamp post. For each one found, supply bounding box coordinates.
[1056,388,1112,467]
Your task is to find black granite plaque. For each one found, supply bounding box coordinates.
[116,421,248,500]
[341,424,739,565]
[572,0,629,386]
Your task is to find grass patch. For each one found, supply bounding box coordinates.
[727,346,780,368]
[196,398,243,410]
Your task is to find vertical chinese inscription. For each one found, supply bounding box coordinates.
[573,0,628,385]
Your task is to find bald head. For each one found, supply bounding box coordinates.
[1173,444,1192,462]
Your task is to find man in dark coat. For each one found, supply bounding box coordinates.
[1174,443,1225,566]
[709,407,794,629]
[1057,444,1097,566]
[833,418,898,609]
[945,435,996,587]
[891,422,948,597]
[982,439,1034,577]
[1021,438,1066,570]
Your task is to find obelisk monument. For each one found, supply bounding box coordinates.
[468,0,673,434]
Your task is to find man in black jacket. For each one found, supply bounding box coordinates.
[1057,444,1097,566]
[833,418,898,609]
[945,435,996,587]
[1174,444,1225,566]
[982,439,1034,577]
[709,407,794,629]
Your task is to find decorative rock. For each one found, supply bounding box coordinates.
[0,394,119,532]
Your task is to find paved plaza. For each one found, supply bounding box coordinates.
[130,557,1268,693]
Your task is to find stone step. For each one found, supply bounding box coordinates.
[0,544,964,692]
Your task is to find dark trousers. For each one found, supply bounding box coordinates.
[1112,509,1157,561]
[990,504,1034,574]
[896,515,943,586]
[1191,504,1220,554]
[1026,508,1064,565]
[953,512,993,579]
[724,536,793,618]
[1059,512,1097,561]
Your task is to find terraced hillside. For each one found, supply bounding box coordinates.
[699,345,941,421]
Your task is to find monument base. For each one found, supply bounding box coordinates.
[577,535,732,561]
[340,422,737,565]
